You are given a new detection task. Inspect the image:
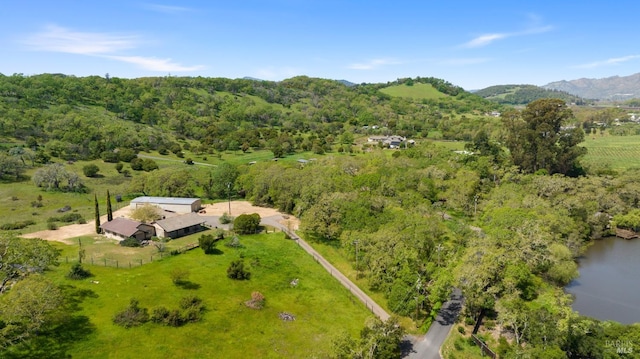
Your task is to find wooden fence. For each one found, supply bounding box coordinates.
[471,334,496,359]
[61,242,200,269]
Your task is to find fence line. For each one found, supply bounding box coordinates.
[471,334,496,359]
[61,242,199,269]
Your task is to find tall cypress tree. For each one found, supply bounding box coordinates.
[94,194,101,234]
[106,190,113,222]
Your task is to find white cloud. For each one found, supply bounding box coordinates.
[106,56,205,72]
[348,58,401,70]
[22,25,138,55]
[461,23,552,48]
[21,24,204,73]
[462,33,507,48]
[143,3,192,14]
[574,55,640,69]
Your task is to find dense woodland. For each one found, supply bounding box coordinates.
[474,84,589,105]
[1,73,640,358]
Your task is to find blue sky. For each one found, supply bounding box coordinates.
[1,1,639,90]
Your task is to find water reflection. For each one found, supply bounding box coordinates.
[565,237,640,324]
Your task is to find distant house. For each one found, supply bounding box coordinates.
[130,197,201,214]
[367,135,406,148]
[153,212,207,239]
[101,218,155,241]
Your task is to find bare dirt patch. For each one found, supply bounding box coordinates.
[201,201,299,230]
[21,207,132,244]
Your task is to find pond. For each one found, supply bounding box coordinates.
[565,236,640,324]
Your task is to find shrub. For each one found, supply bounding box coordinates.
[457,326,465,334]
[225,235,242,248]
[82,164,100,177]
[118,148,137,162]
[142,159,159,172]
[113,299,149,328]
[47,222,58,230]
[464,316,475,326]
[170,268,190,285]
[101,151,119,163]
[179,296,205,323]
[151,306,170,323]
[130,158,143,171]
[120,237,141,247]
[31,201,43,208]
[227,259,250,280]
[67,262,92,280]
[59,212,84,223]
[115,162,124,173]
[0,220,36,230]
[233,213,261,234]
[198,234,218,254]
[219,212,234,224]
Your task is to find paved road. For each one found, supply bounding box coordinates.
[402,288,464,359]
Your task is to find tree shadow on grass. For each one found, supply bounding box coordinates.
[175,280,201,290]
[203,248,224,255]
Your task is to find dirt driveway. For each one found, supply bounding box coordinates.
[21,201,298,244]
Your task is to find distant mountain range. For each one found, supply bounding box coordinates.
[543,72,640,101]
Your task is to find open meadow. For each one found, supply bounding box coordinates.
[4,232,373,358]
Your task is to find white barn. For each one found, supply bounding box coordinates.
[130,197,202,214]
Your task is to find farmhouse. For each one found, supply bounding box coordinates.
[100,218,155,241]
[367,135,407,148]
[130,196,201,214]
[153,212,207,239]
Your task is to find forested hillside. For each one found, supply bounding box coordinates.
[475,84,588,105]
[1,74,640,358]
[0,73,499,162]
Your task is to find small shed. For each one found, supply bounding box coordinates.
[153,213,207,239]
[130,197,202,214]
[100,218,155,241]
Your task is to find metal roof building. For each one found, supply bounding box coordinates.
[130,197,202,214]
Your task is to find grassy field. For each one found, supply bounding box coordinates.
[379,83,448,100]
[580,133,640,171]
[10,232,372,358]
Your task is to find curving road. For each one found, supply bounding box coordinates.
[402,288,464,359]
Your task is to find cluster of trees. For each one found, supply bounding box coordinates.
[475,84,588,105]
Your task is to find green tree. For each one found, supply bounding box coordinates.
[106,190,113,222]
[130,204,162,223]
[198,234,218,254]
[82,164,100,177]
[233,213,260,234]
[94,194,100,234]
[503,99,586,175]
[0,275,64,348]
[0,235,60,293]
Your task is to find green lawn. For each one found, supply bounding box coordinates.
[580,133,640,171]
[15,232,372,358]
[379,83,448,100]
